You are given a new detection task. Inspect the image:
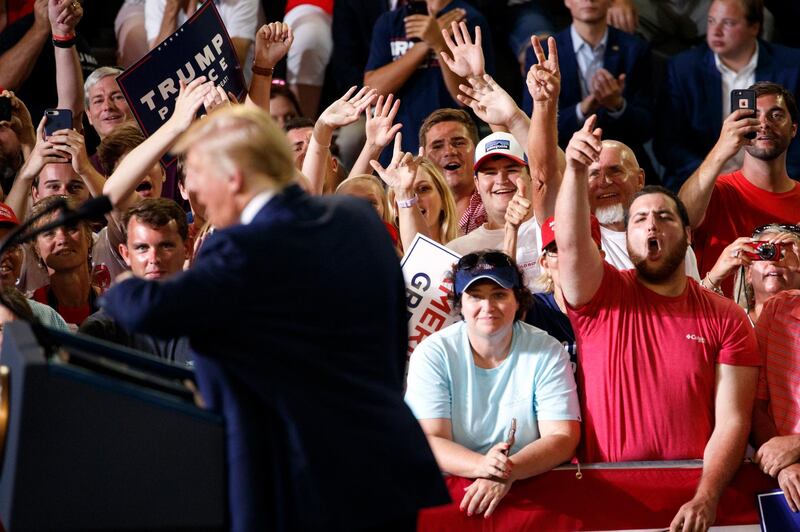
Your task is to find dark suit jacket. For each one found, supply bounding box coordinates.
[102,185,449,531]
[523,26,655,179]
[654,40,800,190]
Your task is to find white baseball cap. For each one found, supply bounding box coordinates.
[473,132,527,172]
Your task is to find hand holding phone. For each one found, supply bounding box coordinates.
[502,418,517,456]
[730,89,756,140]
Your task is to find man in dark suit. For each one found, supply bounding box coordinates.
[523,0,655,183]
[655,0,800,190]
[100,105,449,531]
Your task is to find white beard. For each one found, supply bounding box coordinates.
[595,203,625,226]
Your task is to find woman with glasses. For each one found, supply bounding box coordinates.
[701,223,800,325]
[405,250,580,518]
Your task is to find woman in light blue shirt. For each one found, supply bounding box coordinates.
[405,251,580,518]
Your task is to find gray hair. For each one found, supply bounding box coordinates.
[84,67,124,108]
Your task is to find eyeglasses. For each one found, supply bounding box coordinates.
[456,251,514,272]
[752,223,800,239]
[545,249,558,259]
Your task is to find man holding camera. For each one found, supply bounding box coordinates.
[679,81,800,296]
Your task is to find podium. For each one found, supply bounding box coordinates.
[0,321,226,531]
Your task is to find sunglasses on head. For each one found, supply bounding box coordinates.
[752,223,800,239]
[456,251,514,272]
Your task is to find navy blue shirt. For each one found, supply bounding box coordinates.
[525,292,576,374]
[365,0,493,158]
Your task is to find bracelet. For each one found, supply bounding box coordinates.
[397,195,418,208]
[52,37,76,48]
[702,273,723,295]
[52,32,76,41]
[252,65,274,77]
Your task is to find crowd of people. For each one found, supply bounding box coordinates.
[0,0,800,531]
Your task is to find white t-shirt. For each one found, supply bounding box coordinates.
[405,320,580,455]
[446,218,542,292]
[600,225,701,281]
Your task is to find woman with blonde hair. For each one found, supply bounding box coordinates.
[704,223,800,325]
[372,134,458,252]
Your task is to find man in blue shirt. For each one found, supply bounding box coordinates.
[364,0,493,157]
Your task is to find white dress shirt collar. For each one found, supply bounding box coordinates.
[240,189,276,225]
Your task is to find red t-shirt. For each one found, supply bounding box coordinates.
[33,285,93,327]
[6,0,34,26]
[567,262,759,463]
[755,289,800,436]
[285,0,333,15]
[693,171,800,294]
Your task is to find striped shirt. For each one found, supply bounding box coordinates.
[457,189,486,235]
[755,289,800,436]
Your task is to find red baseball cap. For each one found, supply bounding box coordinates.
[0,203,19,227]
[541,215,601,252]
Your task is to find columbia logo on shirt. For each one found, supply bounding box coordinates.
[686,333,706,344]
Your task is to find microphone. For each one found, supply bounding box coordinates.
[32,195,113,236]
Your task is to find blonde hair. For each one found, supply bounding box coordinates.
[172,105,295,189]
[336,174,393,224]
[387,158,458,244]
[534,261,554,294]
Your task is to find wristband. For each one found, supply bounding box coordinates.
[397,195,418,208]
[52,37,76,48]
[252,65,274,77]
[52,32,76,42]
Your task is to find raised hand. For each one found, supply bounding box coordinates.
[254,22,294,68]
[49,128,93,176]
[505,172,532,229]
[1,90,35,150]
[168,77,213,131]
[704,237,755,290]
[370,132,419,197]
[439,21,484,79]
[591,69,625,111]
[526,36,560,103]
[458,74,518,126]
[33,0,49,32]
[712,108,759,163]
[565,115,602,170]
[203,85,233,114]
[365,94,402,149]
[319,86,376,130]
[18,117,67,180]
[49,0,82,36]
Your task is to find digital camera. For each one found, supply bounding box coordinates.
[743,241,785,261]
